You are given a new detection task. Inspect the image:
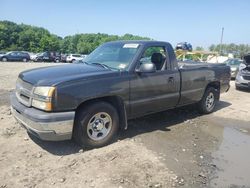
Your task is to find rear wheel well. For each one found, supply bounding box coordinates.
[206,81,220,99]
[75,96,127,130]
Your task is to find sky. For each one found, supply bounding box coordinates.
[1,0,250,48]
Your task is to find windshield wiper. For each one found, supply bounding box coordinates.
[74,60,88,64]
[90,63,118,71]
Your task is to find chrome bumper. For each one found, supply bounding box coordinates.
[235,75,250,88]
[10,92,75,141]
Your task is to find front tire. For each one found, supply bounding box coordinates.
[198,87,218,114]
[2,57,7,62]
[22,58,27,62]
[73,102,119,148]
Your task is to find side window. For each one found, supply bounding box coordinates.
[139,46,167,71]
[44,52,49,57]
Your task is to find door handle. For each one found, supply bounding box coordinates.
[168,77,174,83]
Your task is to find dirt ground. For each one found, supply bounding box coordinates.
[0,62,250,188]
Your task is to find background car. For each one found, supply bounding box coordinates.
[60,54,68,63]
[235,54,250,90]
[0,51,6,58]
[29,53,39,61]
[224,58,243,79]
[34,51,61,62]
[1,51,30,62]
[66,54,84,63]
[176,42,193,51]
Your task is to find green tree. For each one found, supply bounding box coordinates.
[195,46,204,51]
[0,20,150,54]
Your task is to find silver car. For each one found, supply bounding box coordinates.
[225,58,242,79]
[235,54,250,90]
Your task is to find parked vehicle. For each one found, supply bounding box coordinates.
[29,53,39,61]
[1,51,30,62]
[0,51,6,58]
[176,42,193,51]
[224,58,243,79]
[60,54,68,63]
[66,54,84,63]
[235,54,250,90]
[34,51,61,62]
[10,41,230,148]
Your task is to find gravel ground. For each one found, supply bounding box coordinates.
[0,62,249,188]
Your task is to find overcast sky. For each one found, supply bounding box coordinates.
[1,0,250,48]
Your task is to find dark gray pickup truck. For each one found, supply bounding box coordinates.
[11,41,231,148]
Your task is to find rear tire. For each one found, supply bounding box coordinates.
[198,87,218,114]
[73,102,119,149]
[22,58,27,62]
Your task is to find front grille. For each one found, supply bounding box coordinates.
[16,78,33,107]
[243,76,250,80]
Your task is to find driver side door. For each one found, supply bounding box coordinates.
[129,46,180,118]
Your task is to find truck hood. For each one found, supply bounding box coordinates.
[19,63,115,86]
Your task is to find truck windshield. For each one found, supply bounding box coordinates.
[84,43,140,70]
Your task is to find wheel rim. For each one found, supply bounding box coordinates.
[23,58,27,62]
[87,112,112,141]
[206,92,215,111]
[3,58,7,62]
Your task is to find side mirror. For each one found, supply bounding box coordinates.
[136,63,156,73]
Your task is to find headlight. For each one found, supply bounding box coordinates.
[32,99,53,111]
[231,67,237,72]
[32,86,55,111]
[33,86,55,97]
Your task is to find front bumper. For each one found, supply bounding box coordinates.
[231,70,237,78]
[235,74,250,89]
[10,92,75,141]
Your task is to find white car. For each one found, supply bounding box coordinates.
[29,53,39,61]
[66,54,86,63]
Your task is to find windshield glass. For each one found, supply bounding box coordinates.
[84,43,140,70]
[226,59,242,66]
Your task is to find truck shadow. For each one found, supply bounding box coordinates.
[29,100,231,156]
[119,100,231,139]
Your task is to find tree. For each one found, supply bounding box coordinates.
[0,20,152,53]
[209,43,250,57]
[195,46,204,51]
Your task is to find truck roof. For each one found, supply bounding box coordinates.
[105,40,171,46]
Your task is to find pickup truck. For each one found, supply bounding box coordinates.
[10,41,231,148]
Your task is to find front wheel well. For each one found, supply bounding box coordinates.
[75,96,127,130]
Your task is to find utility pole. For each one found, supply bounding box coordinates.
[219,27,224,55]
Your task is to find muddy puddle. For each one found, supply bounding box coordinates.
[201,116,250,187]
[132,113,250,187]
[211,127,250,187]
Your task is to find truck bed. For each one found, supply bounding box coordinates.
[178,61,227,69]
[176,61,230,106]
